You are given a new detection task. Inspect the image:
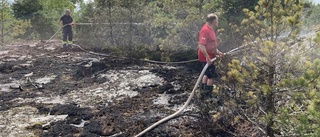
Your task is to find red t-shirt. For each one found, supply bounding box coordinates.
[197,23,217,62]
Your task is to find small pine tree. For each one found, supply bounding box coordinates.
[0,0,30,45]
[223,0,320,136]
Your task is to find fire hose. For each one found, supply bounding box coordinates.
[134,46,244,137]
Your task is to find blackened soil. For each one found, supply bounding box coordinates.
[0,41,237,137]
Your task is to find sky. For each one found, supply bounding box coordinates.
[313,0,320,4]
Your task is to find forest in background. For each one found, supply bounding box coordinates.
[0,1,319,55]
[1,0,320,136]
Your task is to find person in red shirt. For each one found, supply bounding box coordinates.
[198,13,223,99]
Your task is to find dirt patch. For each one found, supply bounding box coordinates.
[0,41,258,137]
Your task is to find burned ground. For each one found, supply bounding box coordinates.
[0,41,259,137]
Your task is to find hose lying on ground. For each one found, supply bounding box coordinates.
[45,24,72,44]
[73,44,199,64]
[134,57,216,137]
[73,42,242,136]
[45,22,245,64]
[134,47,243,137]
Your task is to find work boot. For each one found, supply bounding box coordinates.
[67,41,73,48]
[205,93,217,103]
[200,83,206,91]
[198,83,206,100]
[63,43,68,48]
[205,85,214,98]
[200,90,214,102]
[66,44,72,48]
[204,85,220,104]
[62,40,68,48]
[199,92,205,100]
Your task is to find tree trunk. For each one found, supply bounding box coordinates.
[1,0,4,45]
[199,0,203,15]
[266,92,275,137]
[266,0,275,136]
[128,0,133,57]
[108,0,114,44]
[266,65,275,137]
